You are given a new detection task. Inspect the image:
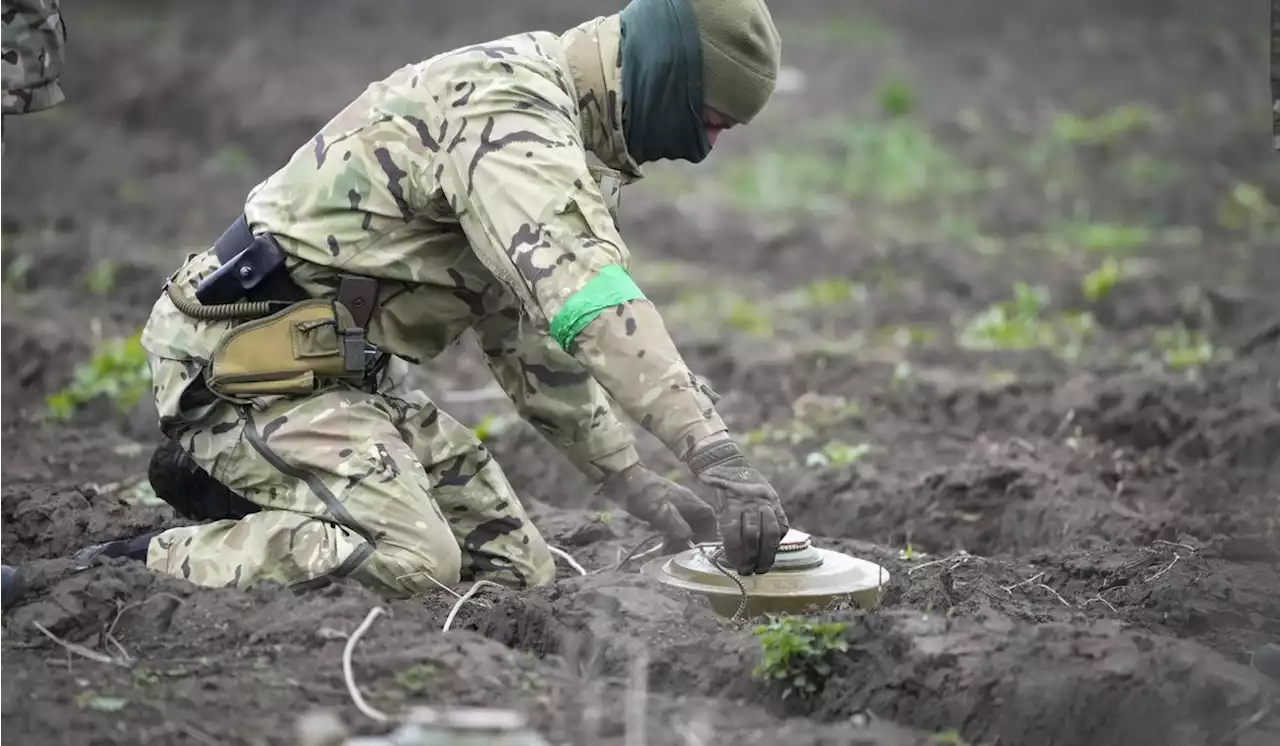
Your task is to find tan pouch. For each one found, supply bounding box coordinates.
[206,299,365,398]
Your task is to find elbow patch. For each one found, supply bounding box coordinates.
[549,264,646,350]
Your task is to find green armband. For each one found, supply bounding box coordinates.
[549,264,646,350]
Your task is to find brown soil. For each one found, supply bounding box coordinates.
[3,1,1278,744]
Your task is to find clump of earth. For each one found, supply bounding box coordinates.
[3,1,1277,744]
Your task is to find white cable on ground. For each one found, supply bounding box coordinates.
[343,607,390,723]
[442,580,503,632]
[548,545,587,576]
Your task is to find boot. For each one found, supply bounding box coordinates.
[1,564,24,610]
[71,528,167,567]
[1252,643,1280,681]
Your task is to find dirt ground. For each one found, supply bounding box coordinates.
[3,0,1279,744]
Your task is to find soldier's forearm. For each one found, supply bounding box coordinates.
[572,299,726,460]
[475,310,643,485]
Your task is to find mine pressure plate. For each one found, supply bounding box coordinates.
[640,529,889,618]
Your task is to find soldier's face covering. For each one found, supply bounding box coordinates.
[619,0,711,165]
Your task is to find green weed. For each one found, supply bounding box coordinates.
[394,663,439,694]
[877,73,915,118]
[745,421,818,447]
[1048,220,1152,254]
[1117,153,1185,192]
[1217,182,1279,238]
[752,615,850,700]
[1080,257,1123,301]
[1152,326,1220,372]
[46,331,151,421]
[1049,104,1165,146]
[85,260,119,295]
[789,278,868,309]
[959,283,1096,360]
[666,289,775,337]
[805,441,872,468]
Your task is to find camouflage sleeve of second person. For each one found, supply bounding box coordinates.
[0,0,66,114]
[429,63,726,461]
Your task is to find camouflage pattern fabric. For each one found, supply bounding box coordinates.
[139,14,728,593]
[147,351,555,594]
[1,0,65,114]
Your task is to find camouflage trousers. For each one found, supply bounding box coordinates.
[145,355,556,597]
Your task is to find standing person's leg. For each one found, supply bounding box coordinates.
[378,359,557,588]
[146,360,462,596]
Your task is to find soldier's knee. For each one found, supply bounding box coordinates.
[524,543,557,588]
[384,542,463,596]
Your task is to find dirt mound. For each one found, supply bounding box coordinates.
[2,484,176,564]
[782,436,1172,555]
[810,611,1280,746]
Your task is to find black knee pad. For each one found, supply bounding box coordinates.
[148,438,261,521]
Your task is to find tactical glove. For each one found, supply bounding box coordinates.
[685,439,789,576]
[598,463,718,543]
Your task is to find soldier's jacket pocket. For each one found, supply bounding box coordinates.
[206,299,361,399]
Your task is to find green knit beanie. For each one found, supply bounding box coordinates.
[688,0,782,124]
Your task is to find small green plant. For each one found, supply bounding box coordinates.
[752,615,850,699]
[1217,182,1279,238]
[85,260,119,295]
[1081,257,1123,301]
[394,663,439,694]
[1049,104,1164,146]
[46,331,151,421]
[805,441,872,468]
[798,278,867,309]
[1152,326,1219,371]
[744,421,818,447]
[959,283,1095,360]
[877,74,915,118]
[724,296,774,336]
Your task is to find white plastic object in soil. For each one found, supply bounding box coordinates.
[298,706,550,746]
[641,529,889,618]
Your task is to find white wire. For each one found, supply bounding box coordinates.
[548,545,588,576]
[442,580,503,632]
[343,607,390,723]
[440,546,585,634]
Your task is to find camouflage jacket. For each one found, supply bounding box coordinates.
[1,0,65,114]
[143,16,727,482]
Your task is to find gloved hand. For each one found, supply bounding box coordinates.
[685,439,788,575]
[598,463,717,544]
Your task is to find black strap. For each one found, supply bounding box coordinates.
[214,214,255,264]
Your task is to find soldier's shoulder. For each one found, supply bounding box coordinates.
[424,31,567,87]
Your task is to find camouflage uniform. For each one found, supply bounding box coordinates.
[1,0,65,114]
[140,16,727,596]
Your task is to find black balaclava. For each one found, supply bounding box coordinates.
[618,0,711,165]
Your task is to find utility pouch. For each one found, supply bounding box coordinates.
[205,299,368,398]
[195,215,309,306]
